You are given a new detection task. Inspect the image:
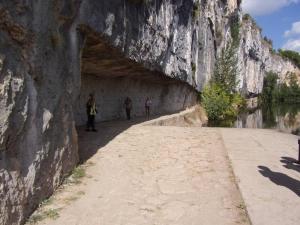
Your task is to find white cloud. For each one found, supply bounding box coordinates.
[283,21,300,52]
[242,0,299,16]
[284,21,300,37]
[283,39,300,52]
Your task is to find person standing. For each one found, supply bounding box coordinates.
[86,94,97,132]
[145,97,152,119]
[124,97,132,120]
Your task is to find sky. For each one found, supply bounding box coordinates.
[242,0,300,52]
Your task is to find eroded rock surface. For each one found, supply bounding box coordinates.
[0,1,299,224]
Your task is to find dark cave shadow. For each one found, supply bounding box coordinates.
[280,157,300,173]
[258,166,300,197]
[76,113,173,163]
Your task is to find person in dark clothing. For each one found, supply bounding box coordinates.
[86,94,97,132]
[124,97,132,120]
[145,97,152,119]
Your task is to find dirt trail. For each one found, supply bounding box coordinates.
[29,121,249,225]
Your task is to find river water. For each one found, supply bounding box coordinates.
[210,104,300,135]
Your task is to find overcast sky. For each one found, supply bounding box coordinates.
[242,0,300,52]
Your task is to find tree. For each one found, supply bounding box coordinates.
[213,42,239,93]
[262,71,278,103]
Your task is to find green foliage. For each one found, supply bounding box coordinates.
[230,15,240,47]
[213,42,239,93]
[192,1,201,20]
[191,62,197,83]
[278,49,300,68]
[263,36,273,46]
[202,84,231,120]
[65,166,86,184]
[242,13,262,32]
[202,84,245,121]
[261,71,300,104]
[28,209,60,224]
[261,71,279,103]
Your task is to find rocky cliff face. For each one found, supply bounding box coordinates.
[238,17,300,94]
[0,1,299,224]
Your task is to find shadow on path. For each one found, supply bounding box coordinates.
[76,115,163,163]
[280,157,300,173]
[258,166,300,197]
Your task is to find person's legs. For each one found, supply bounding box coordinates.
[146,106,150,118]
[126,108,130,120]
[91,115,97,131]
[86,115,92,131]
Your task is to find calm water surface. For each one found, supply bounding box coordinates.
[210,104,300,135]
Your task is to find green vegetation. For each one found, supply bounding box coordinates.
[242,13,262,32]
[213,43,239,93]
[28,209,60,224]
[191,62,197,82]
[192,1,201,20]
[202,37,245,122]
[202,12,245,122]
[261,71,300,104]
[230,14,240,47]
[263,36,273,46]
[65,165,86,184]
[278,49,300,68]
[202,84,245,121]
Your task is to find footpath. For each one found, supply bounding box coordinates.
[222,128,299,225]
[27,113,299,225]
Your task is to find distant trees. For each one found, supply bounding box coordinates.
[278,49,300,68]
[261,71,300,103]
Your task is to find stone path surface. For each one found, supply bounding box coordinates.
[221,128,300,225]
[29,118,300,225]
[32,121,249,225]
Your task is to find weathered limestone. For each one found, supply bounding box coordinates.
[0,1,299,225]
[238,18,300,94]
[75,75,197,125]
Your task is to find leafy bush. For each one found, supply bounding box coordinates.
[202,84,231,120]
[202,84,244,121]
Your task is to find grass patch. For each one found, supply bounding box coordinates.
[65,166,86,184]
[27,209,60,224]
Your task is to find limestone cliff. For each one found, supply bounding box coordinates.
[0,1,299,224]
[238,16,300,94]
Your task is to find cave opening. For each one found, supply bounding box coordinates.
[74,27,198,161]
[74,27,197,126]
